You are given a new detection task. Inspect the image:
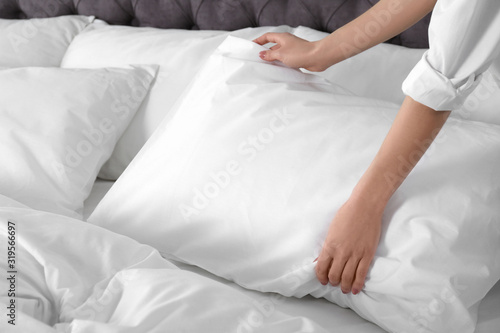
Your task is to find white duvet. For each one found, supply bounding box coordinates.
[0,194,328,333]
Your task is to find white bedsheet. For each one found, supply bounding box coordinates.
[1,193,331,333]
[83,180,500,333]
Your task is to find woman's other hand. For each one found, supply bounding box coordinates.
[253,33,330,72]
[315,196,383,295]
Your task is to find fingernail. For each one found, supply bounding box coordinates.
[352,289,359,295]
[259,51,266,59]
[313,257,318,263]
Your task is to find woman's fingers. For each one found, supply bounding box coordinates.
[253,32,312,67]
[253,32,282,61]
[352,257,371,295]
[340,257,361,294]
[259,50,280,61]
[315,250,370,295]
[328,255,348,287]
[255,34,286,62]
[252,32,284,46]
[314,253,332,286]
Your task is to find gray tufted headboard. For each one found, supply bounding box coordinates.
[0,0,430,48]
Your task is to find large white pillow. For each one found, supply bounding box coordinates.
[61,24,297,180]
[294,26,500,125]
[0,65,156,218]
[0,16,94,67]
[89,37,500,333]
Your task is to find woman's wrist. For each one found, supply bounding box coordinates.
[349,167,394,216]
[308,36,343,72]
[311,29,358,71]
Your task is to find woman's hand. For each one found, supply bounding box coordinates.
[253,33,330,72]
[315,196,383,295]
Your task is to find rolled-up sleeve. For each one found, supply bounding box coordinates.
[402,0,500,111]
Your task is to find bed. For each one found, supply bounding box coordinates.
[1,1,499,332]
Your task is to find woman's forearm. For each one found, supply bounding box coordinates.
[350,96,450,211]
[312,0,437,70]
[315,97,450,294]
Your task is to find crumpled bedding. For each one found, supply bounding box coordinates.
[0,194,327,333]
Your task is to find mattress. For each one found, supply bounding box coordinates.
[84,179,500,333]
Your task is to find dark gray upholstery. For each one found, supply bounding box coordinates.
[0,0,430,48]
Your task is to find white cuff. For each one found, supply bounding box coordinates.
[402,52,482,111]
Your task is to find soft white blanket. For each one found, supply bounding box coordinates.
[0,194,327,333]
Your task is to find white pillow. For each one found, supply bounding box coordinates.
[61,24,297,180]
[0,15,94,67]
[0,65,156,218]
[294,26,500,125]
[89,37,500,333]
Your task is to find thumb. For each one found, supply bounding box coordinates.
[259,49,280,62]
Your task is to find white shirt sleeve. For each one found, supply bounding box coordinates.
[402,0,500,111]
